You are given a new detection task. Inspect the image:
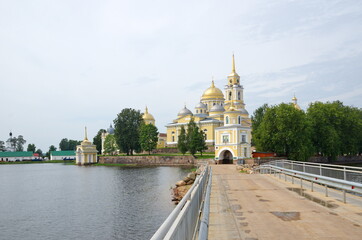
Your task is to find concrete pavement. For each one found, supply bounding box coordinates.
[208,165,362,240]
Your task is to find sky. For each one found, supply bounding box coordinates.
[1,0,362,152]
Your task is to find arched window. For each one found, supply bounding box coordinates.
[238,116,241,124]
[229,92,232,100]
[238,92,241,100]
[213,103,216,106]
[226,116,229,124]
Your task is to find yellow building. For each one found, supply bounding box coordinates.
[166,55,252,163]
[76,127,98,165]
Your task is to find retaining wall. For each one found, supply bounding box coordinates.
[99,155,195,166]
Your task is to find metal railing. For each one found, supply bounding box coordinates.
[150,165,211,240]
[255,160,362,203]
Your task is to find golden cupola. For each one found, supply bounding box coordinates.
[201,80,224,101]
[292,95,301,110]
[142,106,155,125]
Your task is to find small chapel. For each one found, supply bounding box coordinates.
[76,127,98,165]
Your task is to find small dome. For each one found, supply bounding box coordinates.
[107,124,114,134]
[240,108,249,115]
[210,104,225,112]
[178,106,193,116]
[142,107,155,121]
[201,81,224,100]
[195,102,207,109]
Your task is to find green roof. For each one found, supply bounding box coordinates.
[0,151,34,157]
[50,151,75,156]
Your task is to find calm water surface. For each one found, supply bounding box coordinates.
[0,164,190,240]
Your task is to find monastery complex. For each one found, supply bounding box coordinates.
[99,55,302,164]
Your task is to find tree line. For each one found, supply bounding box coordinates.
[252,101,362,161]
[92,108,159,155]
[96,108,208,156]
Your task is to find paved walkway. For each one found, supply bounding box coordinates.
[208,165,362,240]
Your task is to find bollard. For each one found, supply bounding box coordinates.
[311,181,314,192]
[325,185,328,197]
[343,190,346,204]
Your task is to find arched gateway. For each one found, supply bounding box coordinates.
[218,149,234,164]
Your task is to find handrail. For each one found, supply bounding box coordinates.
[255,160,362,202]
[263,165,362,194]
[263,160,362,183]
[150,165,210,240]
[197,168,212,240]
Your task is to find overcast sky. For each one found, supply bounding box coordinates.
[1,0,361,152]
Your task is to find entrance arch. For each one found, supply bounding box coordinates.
[218,149,234,164]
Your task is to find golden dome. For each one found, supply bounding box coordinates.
[142,107,155,121]
[292,95,301,110]
[201,81,224,100]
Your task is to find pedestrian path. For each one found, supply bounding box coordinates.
[208,165,362,240]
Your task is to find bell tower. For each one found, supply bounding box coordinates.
[224,54,245,110]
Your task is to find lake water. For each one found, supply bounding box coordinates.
[0,164,190,240]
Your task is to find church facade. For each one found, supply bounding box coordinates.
[165,55,252,163]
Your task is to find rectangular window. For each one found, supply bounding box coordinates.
[244,147,247,157]
[222,135,229,143]
[241,134,247,143]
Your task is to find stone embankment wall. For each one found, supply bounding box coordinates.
[99,155,195,165]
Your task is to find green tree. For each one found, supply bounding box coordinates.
[93,129,106,153]
[139,123,159,155]
[59,138,69,150]
[103,134,118,155]
[15,135,26,151]
[254,103,313,161]
[9,137,17,150]
[0,141,5,152]
[186,118,199,157]
[49,145,57,152]
[177,125,188,155]
[196,129,208,156]
[35,149,43,156]
[46,145,57,159]
[27,143,36,152]
[251,103,269,146]
[59,138,81,150]
[114,108,143,155]
[307,101,362,161]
